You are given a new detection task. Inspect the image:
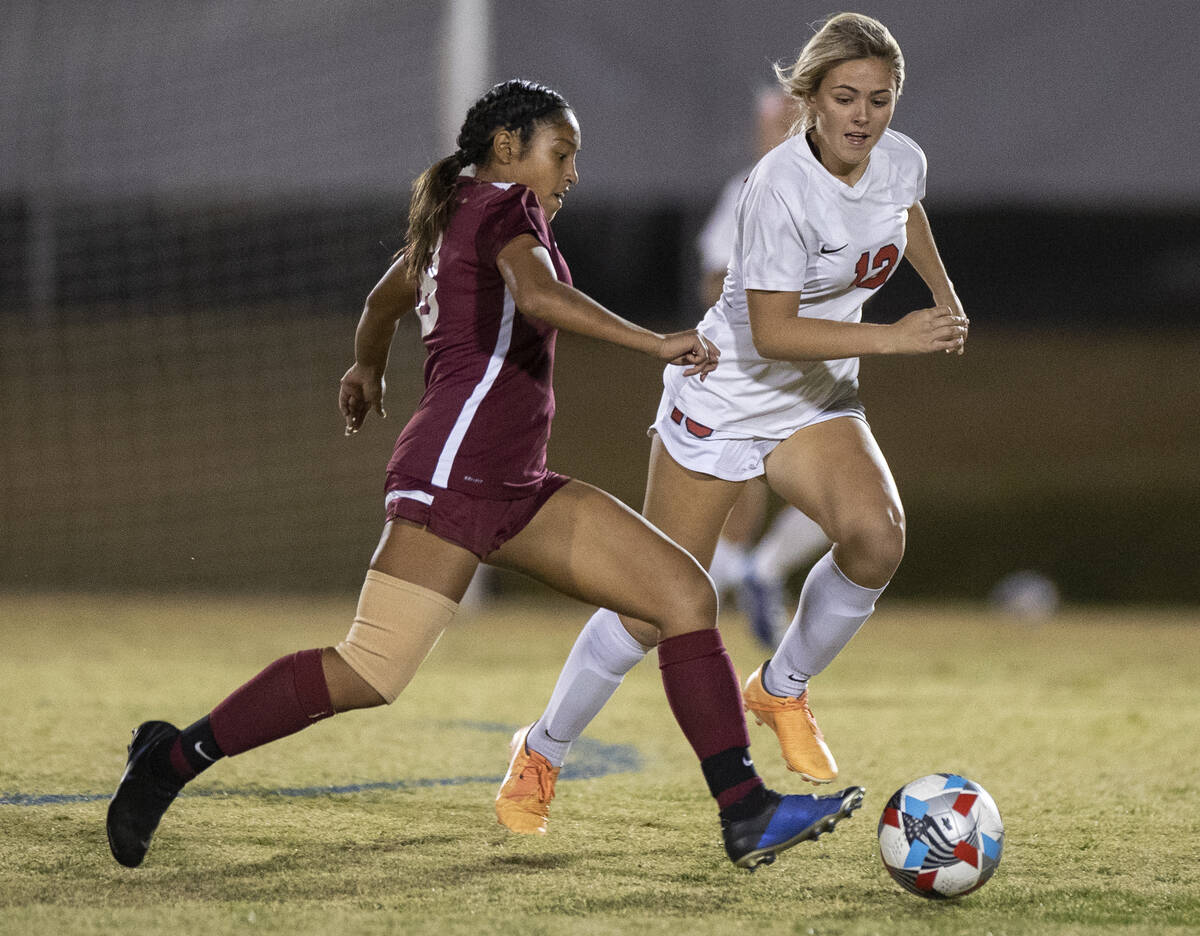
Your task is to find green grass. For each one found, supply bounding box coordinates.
[1,592,1198,935]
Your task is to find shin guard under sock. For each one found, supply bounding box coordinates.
[165,648,334,783]
[205,648,334,759]
[658,628,763,809]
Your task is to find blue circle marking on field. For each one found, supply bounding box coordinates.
[0,721,642,807]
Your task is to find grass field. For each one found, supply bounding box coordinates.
[1,592,1198,935]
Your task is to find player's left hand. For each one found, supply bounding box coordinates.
[938,293,968,355]
[339,363,387,435]
[659,330,720,381]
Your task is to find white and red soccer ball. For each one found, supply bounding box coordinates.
[878,773,1004,899]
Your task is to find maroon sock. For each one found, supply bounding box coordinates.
[658,628,764,809]
[207,649,335,757]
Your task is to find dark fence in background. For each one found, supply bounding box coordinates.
[6,199,1199,328]
[2,200,1198,603]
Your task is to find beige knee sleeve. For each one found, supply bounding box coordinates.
[335,570,458,704]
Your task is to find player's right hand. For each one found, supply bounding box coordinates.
[659,329,721,381]
[339,364,386,435]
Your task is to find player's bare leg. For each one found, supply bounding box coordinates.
[489,475,725,835]
[490,477,864,865]
[507,438,745,775]
[617,435,747,645]
[709,478,767,620]
[743,415,903,782]
[504,440,743,816]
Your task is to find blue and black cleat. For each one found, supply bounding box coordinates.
[106,720,184,868]
[723,785,865,870]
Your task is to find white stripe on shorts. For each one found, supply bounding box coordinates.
[385,489,435,507]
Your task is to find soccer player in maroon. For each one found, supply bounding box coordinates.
[106,79,863,871]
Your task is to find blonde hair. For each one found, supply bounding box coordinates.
[774,12,905,135]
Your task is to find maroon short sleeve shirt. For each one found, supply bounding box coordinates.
[387,178,571,500]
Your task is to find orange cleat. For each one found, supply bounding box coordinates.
[494,725,561,835]
[742,665,837,784]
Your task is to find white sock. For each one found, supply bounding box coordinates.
[748,507,829,582]
[527,608,650,766]
[763,550,886,698]
[709,538,748,593]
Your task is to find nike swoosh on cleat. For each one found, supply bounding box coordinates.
[820,244,847,254]
[194,741,216,762]
[742,756,754,768]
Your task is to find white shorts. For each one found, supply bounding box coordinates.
[649,392,866,482]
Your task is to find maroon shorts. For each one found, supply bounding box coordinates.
[383,472,572,559]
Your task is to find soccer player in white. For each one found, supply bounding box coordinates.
[496,12,969,832]
[698,86,832,647]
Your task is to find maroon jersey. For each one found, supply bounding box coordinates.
[387,177,571,500]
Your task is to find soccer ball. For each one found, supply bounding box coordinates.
[877,773,1004,899]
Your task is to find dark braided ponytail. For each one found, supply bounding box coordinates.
[400,79,571,284]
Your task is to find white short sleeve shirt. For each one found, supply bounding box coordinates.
[667,128,927,439]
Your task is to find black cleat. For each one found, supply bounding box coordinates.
[106,721,184,868]
[723,785,865,870]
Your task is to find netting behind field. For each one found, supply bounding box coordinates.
[0,2,435,592]
[0,311,428,593]
[0,0,696,595]
[4,4,1200,602]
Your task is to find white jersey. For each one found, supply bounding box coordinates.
[668,128,927,439]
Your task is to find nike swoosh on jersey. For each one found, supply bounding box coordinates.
[820,243,848,254]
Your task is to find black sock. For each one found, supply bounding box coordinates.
[701,746,759,801]
[719,784,774,822]
[171,715,226,779]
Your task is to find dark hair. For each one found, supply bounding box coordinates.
[400,79,571,283]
